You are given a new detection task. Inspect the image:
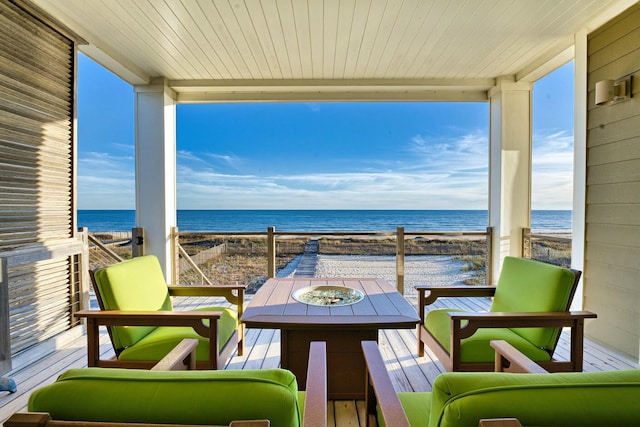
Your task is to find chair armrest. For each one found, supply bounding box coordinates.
[361,341,411,427]
[417,285,496,308]
[303,341,327,427]
[490,340,549,373]
[478,418,523,427]
[4,412,270,427]
[228,421,270,427]
[75,309,221,337]
[151,338,199,371]
[416,286,496,324]
[415,285,496,295]
[167,284,247,295]
[168,285,246,310]
[449,310,597,339]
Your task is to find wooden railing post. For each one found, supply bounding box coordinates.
[486,226,494,286]
[0,257,10,374]
[132,227,145,258]
[522,227,531,259]
[74,228,90,314]
[171,226,179,285]
[267,226,276,278]
[396,226,405,294]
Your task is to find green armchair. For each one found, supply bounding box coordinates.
[7,340,327,427]
[363,340,640,427]
[417,256,596,372]
[76,255,246,370]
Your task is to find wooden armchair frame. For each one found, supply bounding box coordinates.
[416,267,597,372]
[490,339,549,374]
[365,340,638,427]
[7,340,327,427]
[4,415,271,427]
[75,268,246,370]
[363,340,528,427]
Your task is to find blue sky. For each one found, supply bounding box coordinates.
[77,54,574,210]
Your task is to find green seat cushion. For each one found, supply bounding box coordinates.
[426,370,640,427]
[424,308,551,363]
[298,391,306,420]
[29,367,302,427]
[490,256,577,349]
[93,256,173,349]
[119,306,238,361]
[390,392,431,427]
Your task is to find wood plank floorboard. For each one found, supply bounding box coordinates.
[1,294,638,425]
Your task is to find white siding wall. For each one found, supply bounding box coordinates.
[586,3,640,360]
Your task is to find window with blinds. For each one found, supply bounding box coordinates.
[0,0,76,358]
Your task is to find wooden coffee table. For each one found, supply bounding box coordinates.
[242,278,420,399]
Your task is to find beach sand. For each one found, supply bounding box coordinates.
[281,254,477,296]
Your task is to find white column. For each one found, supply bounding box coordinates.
[572,30,588,310]
[488,76,533,283]
[134,77,177,280]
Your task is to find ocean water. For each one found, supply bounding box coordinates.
[77,209,571,232]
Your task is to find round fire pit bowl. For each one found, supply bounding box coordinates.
[292,285,364,306]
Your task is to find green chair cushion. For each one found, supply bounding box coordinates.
[424,308,551,363]
[393,392,431,427]
[93,256,173,349]
[118,306,238,361]
[424,308,466,351]
[425,370,640,427]
[388,370,640,426]
[298,391,306,421]
[29,367,302,427]
[490,256,576,349]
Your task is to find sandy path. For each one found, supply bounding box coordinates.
[314,254,475,295]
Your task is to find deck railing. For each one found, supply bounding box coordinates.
[173,226,493,294]
[86,226,572,296]
[522,227,572,268]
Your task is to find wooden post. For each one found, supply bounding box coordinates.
[80,228,91,311]
[488,77,533,278]
[0,258,10,374]
[267,226,276,278]
[71,228,91,321]
[132,227,145,258]
[396,227,405,295]
[486,226,494,286]
[171,226,179,285]
[522,227,531,259]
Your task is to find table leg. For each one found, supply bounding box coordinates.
[281,328,377,400]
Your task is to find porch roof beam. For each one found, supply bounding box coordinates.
[169,78,494,103]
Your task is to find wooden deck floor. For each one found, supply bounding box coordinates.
[1,294,638,425]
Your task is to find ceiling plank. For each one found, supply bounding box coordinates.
[30,0,640,94]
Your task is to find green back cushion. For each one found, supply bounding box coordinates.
[425,370,640,427]
[29,368,302,427]
[93,256,173,349]
[490,256,576,349]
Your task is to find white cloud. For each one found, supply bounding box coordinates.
[175,155,488,210]
[532,130,574,209]
[78,129,573,211]
[171,130,491,209]
[77,152,135,209]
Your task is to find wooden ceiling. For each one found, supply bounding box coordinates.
[31,0,638,102]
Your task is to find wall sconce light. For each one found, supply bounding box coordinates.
[595,76,632,105]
